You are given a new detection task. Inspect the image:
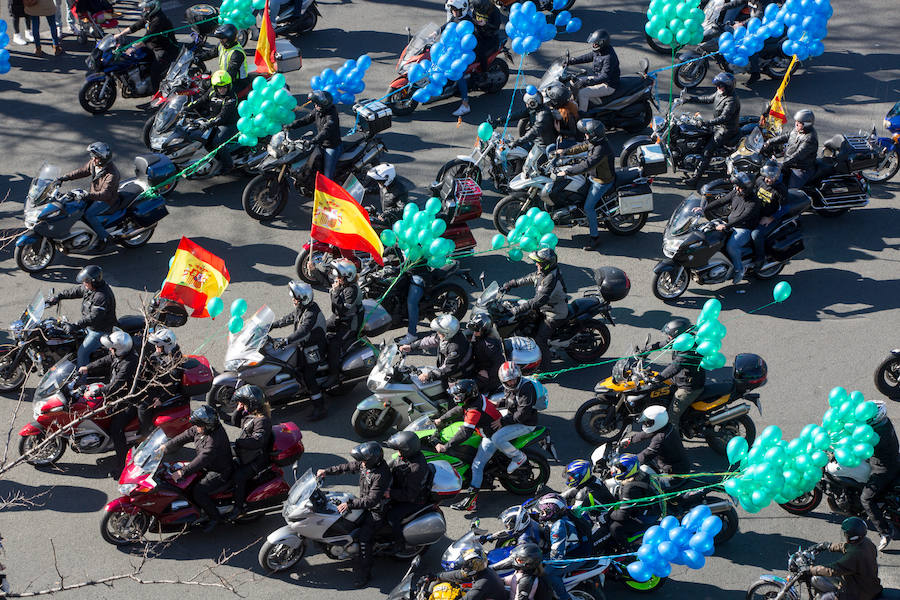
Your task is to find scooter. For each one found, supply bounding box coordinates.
[14,157,176,273]
[432,128,530,193]
[101,424,305,545]
[79,34,155,114]
[385,23,511,117]
[861,100,900,183]
[874,349,900,399]
[258,465,461,573]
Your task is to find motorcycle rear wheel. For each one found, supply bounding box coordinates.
[0,350,27,392]
[746,580,785,600]
[498,449,550,495]
[351,407,397,439]
[711,500,740,545]
[208,383,237,420]
[79,78,117,114]
[606,211,648,235]
[18,432,66,466]
[493,194,527,235]
[752,261,785,280]
[874,355,900,399]
[101,509,150,546]
[436,159,483,189]
[574,397,624,445]
[258,537,307,572]
[298,7,318,32]
[243,173,289,221]
[386,87,418,117]
[565,319,611,362]
[674,59,708,90]
[294,247,328,287]
[426,283,469,321]
[652,267,690,301]
[778,486,823,515]
[14,239,55,273]
[118,224,155,248]
[482,58,510,94]
[704,413,756,456]
[863,148,900,183]
[645,32,673,55]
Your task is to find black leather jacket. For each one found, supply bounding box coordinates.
[498,378,539,426]
[233,412,272,466]
[166,424,234,477]
[561,138,615,184]
[329,283,363,327]
[293,105,342,149]
[410,331,474,381]
[126,12,178,59]
[570,46,621,88]
[56,281,118,332]
[706,186,761,229]
[687,90,741,138]
[631,423,690,474]
[324,459,392,512]
[506,268,568,320]
[388,451,429,504]
[870,418,900,474]
[85,351,139,402]
[657,349,706,389]
[515,107,558,148]
[188,88,239,128]
[768,127,818,171]
[273,302,327,347]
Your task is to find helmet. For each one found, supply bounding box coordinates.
[535,493,567,522]
[529,247,558,273]
[564,459,592,488]
[367,163,396,187]
[446,0,469,14]
[288,280,314,305]
[350,441,384,467]
[544,83,571,109]
[731,171,754,192]
[639,405,669,434]
[711,72,736,93]
[662,317,692,339]
[308,89,334,110]
[587,29,610,51]
[841,517,867,544]
[189,404,220,429]
[500,505,532,535]
[384,430,421,458]
[471,0,491,19]
[511,543,543,572]
[76,264,103,284]
[430,314,460,337]
[101,330,133,357]
[211,69,232,87]
[794,109,815,129]
[213,23,238,45]
[332,258,357,282]
[576,118,607,143]
[459,547,487,576]
[760,159,781,181]
[139,0,161,18]
[868,400,888,426]
[465,313,493,336]
[498,361,521,388]
[233,384,266,413]
[148,327,177,353]
[448,379,480,406]
[84,382,105,402]
[523,89,543,110]
[610,453,640,481]
[86,142,112,165]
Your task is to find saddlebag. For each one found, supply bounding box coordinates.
[270,421,305,465]
[822,134,880,174]
[817,176,868,208]
[637,143,668,176]
[768,227,804,261]
[131,195,169,226]
[617,182,654,215]
[181,355,213,396]
[134,154,176,187]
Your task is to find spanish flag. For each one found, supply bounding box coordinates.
[312,173,384,265]
[765,56,799,135]
[160,237,230,318]
[254,0,277,74]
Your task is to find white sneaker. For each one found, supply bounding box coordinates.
[506,453,527,474]
[452,103,471,117]
[13,33,26,45]
[397,333,418,345]
[24,29,34,42]
[878,535,891,551]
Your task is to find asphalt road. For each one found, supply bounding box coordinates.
[1,0,899,597]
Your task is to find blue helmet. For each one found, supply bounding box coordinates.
[564,459,592,488]
[611,453,640,481]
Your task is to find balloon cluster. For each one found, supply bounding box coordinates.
[310,54,372,105]
[777,0,831,60]
[717,16,776,67]
[669,298,728,370]
[505,2,555,56]
[0,21,10,75]
[225,298,249,334]
[627,509,722,582]
[236,74,297,146]
[645,0,705,49]
[218,0,255,29]
[379,199,456,268]
[490,206,558,262]
[410,20,477,105]
[552,10,582,35]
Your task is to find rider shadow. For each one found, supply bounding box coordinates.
[0,480,108,512]
[717,529,818,570]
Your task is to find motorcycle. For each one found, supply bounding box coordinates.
[17,355,212,467]
[673,33,791,89]
[157,118,268,183]
[14,157,176,273]
[651,188,809,300]
[746,545,841,600]
[385,23,511,117]
[492,0,576,12]
[141,42,211,147]
[573,336,767,455]
[258,465,461,572]
[861,100,900,183]
[79,34,155,114]
[258,0,320,35]
[875,349,900,400]
[207,304,388,417]
[493,146,654,238]
[433,128,530,194]
[101,424,305,545]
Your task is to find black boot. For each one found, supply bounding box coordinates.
[353,543,372,588]
[746,72,761,86]
[582,235,601,251]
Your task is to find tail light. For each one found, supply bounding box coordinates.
[646,178,654,184]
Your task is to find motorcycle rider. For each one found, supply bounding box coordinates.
[137,327,184,434]
[208,24,247,93]
[763,108,819,189]
[652,317,705,427]
[444,0,474,117]
[489,361,540,471]
[383,431,430,549]
[479,504,544,547]
[509,89,557,154]
[325,259,363,388]
[554,119,615,251]
[428,547,506,600]
[750,160,788,268]
[400,315,474,385]
[683,72,741,187]
[316,442,392,588]
[808,517,883,600]
[596,454,657,548]
[500,248,567,370]
[160,405,234,533]
[226,385,273,519]
[561,458,615,508]
[271,281,327,420]
[292,90,342,180]
[503,543,553,600]
[702,171,761,283]
[471,0,501,75]
[113,0,178,90]
[535,492,593,600]
[185,70,239,173]
[56,143,121,246]
[622,405,690,478]
[364,163,409,228]
[567,30,620,113]
[467,313,504,393]
[544,83,579,144]
[47,264,118,367]
[862,401,900,551]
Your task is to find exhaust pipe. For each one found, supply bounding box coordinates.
[704,500,733,514]
[707,403,751,426]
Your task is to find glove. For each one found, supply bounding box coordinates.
[273,338,287,350]
[499,282,512,293]
[46,295,59,306]
[62,322,73,335]
[697,119,708,128]
[620,438,632,449]
[477,534,490,544]
[813,542,830,552]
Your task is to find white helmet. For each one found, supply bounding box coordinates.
[639,405,669,434]
[500,505,532,535]
[101,330,133,357]
[367,163,396,187]
[148,327,177,353]
[446,0,469,15]
[430,314,460,337]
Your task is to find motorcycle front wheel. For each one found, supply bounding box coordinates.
[778,487,823,515]
[674,59,708,89]
[565,319,611,362]
[386,87,418,117]
[435,159,483,189]
[258,537,307,572]
[298,7,318,32]
[704,413,756,456]
[746,580,787,600]
[141,114,155,149]
[351,407,397,439]
[498,449,550,495]
[0,349,27,392]
[243,173,289,221]
[863,148,900,183]
[752,261,785,280]
[493,194,527,235]
[652,267,690,301]
[874,355,900,399]
[14,238,55,273]
[18,433,66,466]
[100,509,150,546]
[79,78,117,114]
[574,397,624,445]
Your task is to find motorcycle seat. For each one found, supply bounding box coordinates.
[100,181,144,216]
[823,134,845,154]
[782,189,811,218]
[591,76,646,105]
[614,168,642,187]
[117,314,146,332]
[399,504,434,525]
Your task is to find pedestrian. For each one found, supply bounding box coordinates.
[23,0,63,56]
[9,0,33,45]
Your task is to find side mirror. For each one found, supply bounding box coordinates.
[645,333,652,348]
[479,272,486,289]
[639,57,650,75]
[411,555,422,570]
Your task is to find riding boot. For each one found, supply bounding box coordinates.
[353,543,372,588]
[307,393,327,421]
[684,156,711,188]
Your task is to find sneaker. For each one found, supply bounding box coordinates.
[878,535,891,552]
[451,490,478,512]
[732,266,745,285]
[13,34,27,45]
[452,103,471,117]
[506,453,528,474]
[24,29,34,42]
[396,333,418,345]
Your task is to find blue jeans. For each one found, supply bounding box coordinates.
[406,275,424,336]
[585,180,613,238]
[31,15,59,47]
[725,227,751,273]
[750,209,784,261]
[788,168,812,189]
[323,144,342,179]
[84,201,109,241]
[456,76,468,102]
[78,329,103,367]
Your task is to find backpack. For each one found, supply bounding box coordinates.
[522,377,549,411]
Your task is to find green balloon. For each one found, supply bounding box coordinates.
[441,238,456,255]
[405,246,422,262]
[534,212,555,234]
[491,234,507,250]
[539,232,558,249]
[206,296,224,318]
[429,238,447,257]
[230,298,248,317]
[855,401,878,422]
[725,436,748,465]
[228,315,244,334]
[520,236,538,252]
[700,351,726,370]
[675,28,691,45]
[380,229,397,246]
[657,27,674,45]
[852,424,875,444]
[526,206,541,218]
[403,203,419,220]
[413,211,430,229]
[696,340,720,357]
[508,247,523,261]
[430,219,447,237]
[477,121,494,141]
[853,442,875,459]
[689,29,704,45]
[427,256,447,268]
[662,3,677,20]
[672,333,696,351]
[417,229,434,247]
[828,386,849,408]
[425,196,442,215]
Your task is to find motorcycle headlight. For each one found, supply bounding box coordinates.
[118,482,138,495]
[150,135,167,149]
[224,359,247,371]
[663,236,683,258]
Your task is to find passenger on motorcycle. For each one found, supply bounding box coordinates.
[763,109,819,189]
[489,361,539,471]
[364,163,409,228]
[544,83,579,145]
[207,24,248,92]
[622,405,690,477]
[561,458,615,508]
[808,517,883,600]
[479,504,544,547]
[137,327,184,434]
[56,143,121,246]
[292,90,343,180]
[376,246,429,346]
[750,160,788,268]
[316,441,392,588]
[326,259,363,388]
[508,89,558,153]
[702,171,761,283]
[186,70,239,173]
[383,431,430,549]
[226,385,273,518]
[595,454,657,548]
[652,317,705,426]
[554,119,615,250]
[467,313,504,393]
[471,0,501,73]
[567,29,620,113]
[272,280,328,420]
[500,248,567,370]
[504,543,553,600]
[160,405,234,533]
[535,492,594,600]
[47,264,118,367]
[861,401,900,551]
[113,0,178,90]
[428,547,506,600]
[400,315,474,384]
[444,0,474,117]
[683,72,741,186]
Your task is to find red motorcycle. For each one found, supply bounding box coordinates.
[100,422,305,545]
[385,22,511,116]
[295,177,483,288]
[17,356,213,467]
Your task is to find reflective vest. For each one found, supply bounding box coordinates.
[218,44,247,80]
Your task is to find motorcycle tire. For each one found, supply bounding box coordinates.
[208,383,238,420]
[619,144,649,171]
[652,267,690,301]
[298,8,318,32]
[351,406,397,439]
[704,413,756,456]
[623,101,653,134]
[645,32,673,55]
[425,283,469,321]
[0,348,27,392]
[243,173,289,221]
[236,28,251,46]
[258,537,307,572]
[435,158,483,190]
[746,580,785,600]
[606,211,648,236]
[863,148,900,183]
[79,78,117,114]
[18,432,66,466]
[777,487,823,515]
[100,508,150,546]
[709,499,740,545]
[874,355,900,399]
[752,261,785,280]
[14,238,56,273]
[117,223,155,248]
[294,247,328,287]
[155,176,178,196]
[498,448,550,495]
[493,193,527,235]
[565,319,611,362]
[674,59,708,89]
[386,87,418,117]
[483,58,510,94]
[762,57,792,80]
[571,588,605,600]
[814,206,849,218]
[574,397,625,445]
[141,114,155,149]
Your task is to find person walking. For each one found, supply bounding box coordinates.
[9,0,33,45]
[24,0,63,56]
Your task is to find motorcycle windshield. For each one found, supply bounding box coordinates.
[26,164,60,209]
[154,95,189,131]
[286,469,318,508]
[164,46,193,82]
[97,33,117,52]
[441,531,481,567]
[666,194,703,238]
[404,415,437,432]
[34,358,75,400]
[372,343,398,379]
[404,23,440,63]
[23,290,45,331]
[225,305,275,362]
[539,61,566,89]
[132,428,169,472]
[738,127,765,155]
[887,101,900,119]
[476,281,500,307]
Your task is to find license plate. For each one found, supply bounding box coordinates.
[833,187,848,193]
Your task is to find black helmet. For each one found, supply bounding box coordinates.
[731,171,754,192]
[213,23,238,45]
[588,29,610,51]
[76,264,103,284]
[544,83,571,109]
[662,316,692,339]
[576,118,607,143]
[529,247,558,273]
[233,384,266,413]
[350,441,384,467]
[466,313,493,336]
[308,89,334,110]
[471,0,491,19]
[760,159,781,181]
[86,142,112,165]
[711,72,736,93]
[449,379,480,406]
[511,543,543,572]
[384,431,421,458]
[139,0,161,18]
[841,517,867,544]
[190,404,220,430]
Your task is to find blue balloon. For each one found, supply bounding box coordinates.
[521,0,536,17]
[310,76,322,89]
[787,24,802,40]
[458,20,475,35]
[530,12,545,29]
[651,561,672,578]
[322,68,336,82]
[764,2,779,20]
[0,49,9,61]
[0,62,9,75]
[626,561,652,583]
[718,31,732,46]
[809,39,825,56]
[412,89,431,103]
[420,59,432,72]
[669,526,692,547]
[733,25,746,41]
[747,17,761,33]
[339,92,354,104]
[565,17,582,33]
[357,54,372,70]
[0,20,7,34]
[671,550,688,565]
[505,21,517,36]
[511,37,525,54]
[660,515,680,531]
[444,21,457,36]
[794,45,809,61]
[683,549,706,570]
[460,33,477,50]
[425,81,443,95]
[524,35,540,53]
[408,63,425,82]
[552,0,567,9]
[643,525,666,544]
[657,541,679,561]
[432,42,445,59]
[461,51,476,64]
[0,33,8,47]
[555,10,571,27]
[700,516,723,536]
[541,23,556,42]
[637,544,660,564]
[525,84,538,94]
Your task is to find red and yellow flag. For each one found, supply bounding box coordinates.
[254,0,277,74]
[160,237,230,317]
[312,173,384,265]
[765,56,799,136]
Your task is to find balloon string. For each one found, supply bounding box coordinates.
[543,553,637,565]
[572,476,737,516]
[356,258,421,338]
[136,132,241,201]
[647,50,722,77]
[502,53,527,138]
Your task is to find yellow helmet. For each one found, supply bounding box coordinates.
[211,70,232,87]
